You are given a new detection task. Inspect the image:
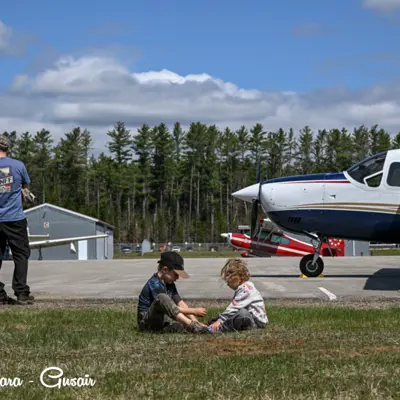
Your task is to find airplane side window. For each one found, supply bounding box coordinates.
[364,172,382,188]
[271,235,278,243]
[271,234,290,245]
[347,153,386,184]
[387,163,400,187]
[271,235,290,245]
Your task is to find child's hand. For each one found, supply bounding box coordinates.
[195,308,207,317]
[209,320,221,332]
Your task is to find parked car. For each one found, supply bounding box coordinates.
[171,246,181,252]
[120,246,132,254]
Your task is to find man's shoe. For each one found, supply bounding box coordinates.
[0,296,18,305]
[14,293,34,301]
[16,294,34,305]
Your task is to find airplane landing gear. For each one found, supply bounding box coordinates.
[299,235,327,277]
[299,254,324,277]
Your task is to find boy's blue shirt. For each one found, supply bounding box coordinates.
[137,273,182,320]
[0,157,30,222]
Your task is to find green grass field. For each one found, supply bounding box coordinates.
[0,299,399,399]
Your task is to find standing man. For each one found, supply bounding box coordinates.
[0,134,33,305]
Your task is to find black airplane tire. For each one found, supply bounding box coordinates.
[299,254,324,277]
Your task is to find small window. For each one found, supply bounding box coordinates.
[387,162,400,187]
[365,172,382,188]
[271,234,290,245]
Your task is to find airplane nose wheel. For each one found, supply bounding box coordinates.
[299,254,324,277]
[299,234,326,277]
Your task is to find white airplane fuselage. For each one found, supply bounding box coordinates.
[232,149,400,243]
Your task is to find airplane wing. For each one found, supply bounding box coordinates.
[29,234,108,249]
[29,234,50,240]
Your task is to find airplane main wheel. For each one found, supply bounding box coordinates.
[299,254,324,277]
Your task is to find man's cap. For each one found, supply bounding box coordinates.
[158,251,189,279]
[0,135,10,151]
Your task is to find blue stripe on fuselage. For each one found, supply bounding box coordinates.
[267,209,400,243]
[263,172,347,184]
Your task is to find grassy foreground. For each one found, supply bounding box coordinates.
[0,299,399,399]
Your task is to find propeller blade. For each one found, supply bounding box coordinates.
[250,199,258,239]
[256,157,261,183]
[250,156,262,239]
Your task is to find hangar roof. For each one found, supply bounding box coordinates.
[24,203,115,229]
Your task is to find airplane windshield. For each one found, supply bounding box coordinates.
[347,152,387,185]
[244,230,290,245]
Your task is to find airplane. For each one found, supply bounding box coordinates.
[221,218,344,259]
[231,149,400,277]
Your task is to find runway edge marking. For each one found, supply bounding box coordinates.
[318,287,337,301]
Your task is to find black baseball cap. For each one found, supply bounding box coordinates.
[158,251,189,278]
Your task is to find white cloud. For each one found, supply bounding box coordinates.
[0,20,35,56]
[2,53,400,156]
[0,20,12,53]
[362,0,400,12]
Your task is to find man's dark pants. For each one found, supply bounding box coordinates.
[0,218,31,299]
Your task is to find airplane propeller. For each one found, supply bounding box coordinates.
[250,157,264,239]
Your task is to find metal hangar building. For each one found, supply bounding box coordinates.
[25,203,114,260]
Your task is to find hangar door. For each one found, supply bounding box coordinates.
[96,228,105,260]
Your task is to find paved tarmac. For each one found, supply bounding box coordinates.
[0,256,399,301]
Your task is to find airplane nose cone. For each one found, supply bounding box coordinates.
[220,233,229,239]
[231,183,260,203]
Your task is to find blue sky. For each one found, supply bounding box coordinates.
[2,0,400,92]
[1,0,400,151]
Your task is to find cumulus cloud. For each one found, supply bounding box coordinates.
[2,53,400,155]
[362,0,400,12]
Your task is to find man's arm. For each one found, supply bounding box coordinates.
[21,163,31,186]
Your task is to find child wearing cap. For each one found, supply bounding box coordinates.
[137,251,209,334]
[208,258,268,333]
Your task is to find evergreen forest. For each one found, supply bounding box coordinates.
[3,122,398,243]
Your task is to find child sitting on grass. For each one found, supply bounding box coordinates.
[208,258,268,333]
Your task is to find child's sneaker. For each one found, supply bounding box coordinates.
[187,321,209,334]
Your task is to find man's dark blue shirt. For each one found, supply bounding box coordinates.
[137,273,182,321]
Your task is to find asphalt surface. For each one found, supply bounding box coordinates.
[0,256,399,301]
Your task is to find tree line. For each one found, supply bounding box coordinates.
[2,122,399,243]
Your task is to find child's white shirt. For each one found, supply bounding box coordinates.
[218,280,268,325]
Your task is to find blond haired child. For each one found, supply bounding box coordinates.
[208,258,268,333]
